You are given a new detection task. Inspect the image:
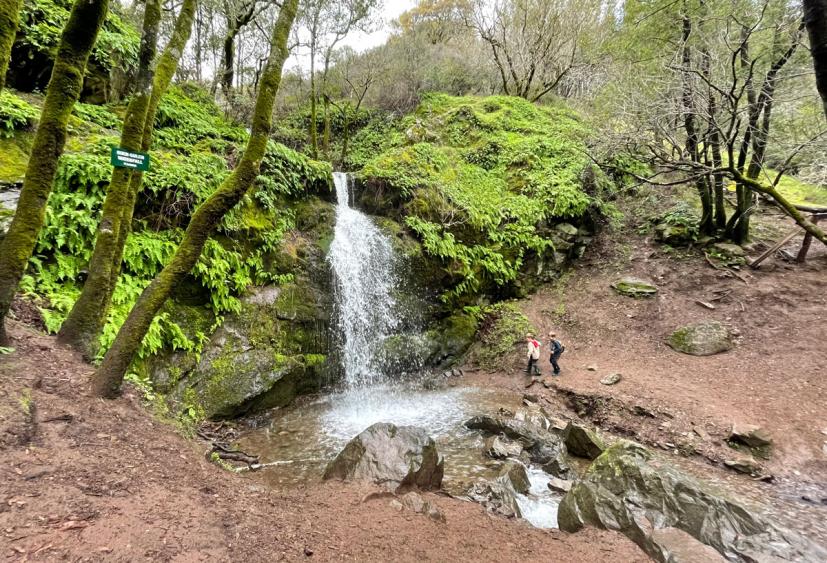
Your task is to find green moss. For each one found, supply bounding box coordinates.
[471,302,532,370]
[356,93,605,303]
[0,135,30,182]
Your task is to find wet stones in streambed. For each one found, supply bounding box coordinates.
[483,435,523,459]
[497,461,531,494]
[323,422,443,492]
[558,441,827,563]
[465,411,573,479]
[465,477,523,519]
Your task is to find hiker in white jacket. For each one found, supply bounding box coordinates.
[525,334,541,375]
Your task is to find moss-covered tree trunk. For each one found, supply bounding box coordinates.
[0,0,109,345]
[804,0,827,119]
[91,0,299,397]
[0,0,23,92]
[58,0,163,357]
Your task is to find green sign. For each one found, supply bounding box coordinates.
[111,147,150,171]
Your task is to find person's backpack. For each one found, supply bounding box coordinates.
[551,339,565,355]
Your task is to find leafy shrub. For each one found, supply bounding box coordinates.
[72,102,122,129]
[16,0,140,75]
[359,93,606,302]
[0,91,38,137]
[154,85,246,149]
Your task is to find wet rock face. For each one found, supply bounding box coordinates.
[558,441,827,563]
[483,435,523,459]
[497,461,531,495]
[323,423,444,493]
[667,321,734,356]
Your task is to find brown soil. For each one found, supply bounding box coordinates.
[0,325,646,562]
[469,215,827,541]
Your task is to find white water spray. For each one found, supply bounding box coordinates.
[327,172,400,388]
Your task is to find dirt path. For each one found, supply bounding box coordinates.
[0,325,646,562]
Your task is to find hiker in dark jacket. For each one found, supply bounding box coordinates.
[548,331,564,376]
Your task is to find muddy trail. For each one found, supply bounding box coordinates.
[0,327,647,562]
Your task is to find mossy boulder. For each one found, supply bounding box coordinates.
[164,281,331,419]
[667,321,734,356]
[654,223,695,246]
[611,277,658,298]
[558,441,825,562]
[562,422,606,460]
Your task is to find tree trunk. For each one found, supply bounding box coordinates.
[0,0,23,92]
[309,54,318,158]
[59,0,163,358]
[322,94,331,159]
[91,0,299,397]
[0,0,109,345]
[680,12,713,235]
[804,0,827,119]
[221,30,235,96]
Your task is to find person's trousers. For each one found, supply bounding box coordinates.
[527,357,540,374]
[550,353,561,374]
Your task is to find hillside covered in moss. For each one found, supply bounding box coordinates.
[345,94,618,303]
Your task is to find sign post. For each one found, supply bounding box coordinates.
[110,147,150,171]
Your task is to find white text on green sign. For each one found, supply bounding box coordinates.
[111,147,150,171]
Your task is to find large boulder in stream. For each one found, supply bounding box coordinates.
[562,422,606,460]
[323,422,444,492]
[558,441,827,563]
[465,477,523,518]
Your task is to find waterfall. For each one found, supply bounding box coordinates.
[327,172,400,388]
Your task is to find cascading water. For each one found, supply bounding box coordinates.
[327,172,400,388]
[236,171,563,529]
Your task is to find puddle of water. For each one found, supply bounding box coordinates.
[236,383,562,528]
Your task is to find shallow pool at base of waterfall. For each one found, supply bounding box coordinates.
[235,383,562,529]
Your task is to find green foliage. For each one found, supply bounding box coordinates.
[16,85,332,361]
[16,0,140,73]
[359,93,605,302]
[72,102,122,129]
[154,85,246,150]
[0,91,38,137]
[472,302,532,370]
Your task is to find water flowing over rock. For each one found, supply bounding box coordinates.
[322,422,444,492]
[667,321,735,356]
[328,172,402,387]
[558,441,827,562]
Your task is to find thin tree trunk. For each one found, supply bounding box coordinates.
[322,94,330,159]
[59,0,163,358]
[0,0,23,92]
[0,0,109,345]
[680,12,713,235]
[804,0,827,119]
[91,0,299,397]
[309,51,318,158]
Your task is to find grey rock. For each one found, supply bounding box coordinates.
[498,461,531,494]
[562,422,606,460]
[723,457,762,477]
[483,435,523,459]
[611,277,658,297]
[600,373,622,386]
[650,528,727,563]
[466,477,522,518]
[728,423,772,448]
[465,414,573,478]
[711,242,745,258]
[655,223,695,246]
[547,477,573,493]
[323,423,444,492]
[667,321,734,356]
[558,441,827,563]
